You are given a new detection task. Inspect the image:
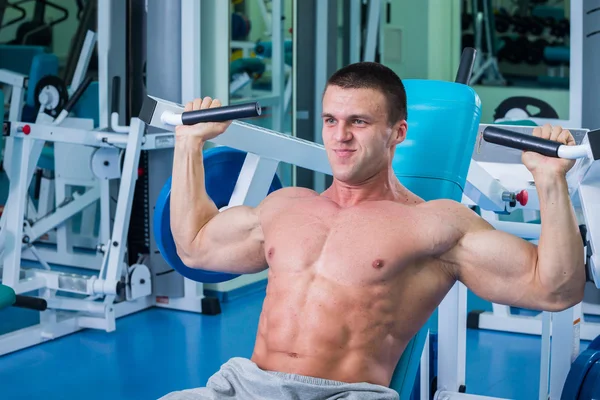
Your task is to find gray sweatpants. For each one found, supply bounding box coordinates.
[159,357,399,400]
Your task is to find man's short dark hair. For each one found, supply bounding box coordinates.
[325,62,407,125]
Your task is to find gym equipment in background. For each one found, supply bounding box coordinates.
[3,0,69,47]
[493,96,560,122]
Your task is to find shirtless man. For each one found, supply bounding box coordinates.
[161,62,585,400]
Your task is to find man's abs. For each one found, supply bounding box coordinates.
[250,192,458,386]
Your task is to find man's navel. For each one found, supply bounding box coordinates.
[372,259,385,269]
[267,247,275,258]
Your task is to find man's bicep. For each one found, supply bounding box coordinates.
[183,205,267,274]
[446,223,544,310]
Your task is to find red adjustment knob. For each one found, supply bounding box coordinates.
[516,190,528,206]
[22,124,31,135]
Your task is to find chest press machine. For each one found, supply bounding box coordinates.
[140,47,600,399]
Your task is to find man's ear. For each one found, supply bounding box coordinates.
[392,120,408,145]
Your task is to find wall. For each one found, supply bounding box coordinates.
[0,0,82,65]
[381,0,461,82]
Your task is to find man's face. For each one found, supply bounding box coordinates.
[321,85,407,185]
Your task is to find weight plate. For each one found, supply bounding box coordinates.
[34,75,68,117]
[561,335,600,400]
[153,146,283,283]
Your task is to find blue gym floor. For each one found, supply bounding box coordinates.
[0,288,592,400]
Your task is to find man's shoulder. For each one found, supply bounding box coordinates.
[268,186,319,199]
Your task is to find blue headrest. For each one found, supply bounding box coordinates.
[392,79,481,202]
[389,79,481,398]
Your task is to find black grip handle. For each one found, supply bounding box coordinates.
[483,126,561,157]
[181,102,261,125]
[14,295,47,311]
[455,47,477,85]
[63,76,93,113]
[112,76,120,114]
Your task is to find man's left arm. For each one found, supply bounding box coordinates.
[440,125,586,312]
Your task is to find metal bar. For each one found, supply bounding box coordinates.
[10,122,129,147]
[464,160,509,212]
[21,247,103,270]
[549,305,582,400]
[437,282,467,393]
[1,137,32,287]
[142,99,332,174]
[47,297,106,314]
[9,85,24,122]
[26,187,101,243]
[228,155,280,208]
[0,69,27,88]
[539,312,551,400]
[69,30,97,93]
[103,119,145,291]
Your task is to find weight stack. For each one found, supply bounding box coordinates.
[127,151,150,266]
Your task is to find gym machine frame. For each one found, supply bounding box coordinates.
[0,30,104,271]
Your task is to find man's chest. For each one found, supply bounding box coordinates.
[261,200,456,283]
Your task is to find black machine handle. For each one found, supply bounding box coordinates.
[455,47,477,85]
[482,126,561,158]
[63,75,93,113]
[14,295,47,311]
[112,76,120,114]
[181,102,261,125]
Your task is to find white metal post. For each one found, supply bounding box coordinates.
[549,304,582,400]
[420,331,430,400]
[539,312,551,400]
[437,282,467,393]
[1,137,31,288]
[102,119,145,296]
[228,155,280,208]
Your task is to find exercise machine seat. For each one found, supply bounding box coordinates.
[26,53,59,107]
[389,79,481,397]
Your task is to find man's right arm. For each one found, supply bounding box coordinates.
[170,98,268,275]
